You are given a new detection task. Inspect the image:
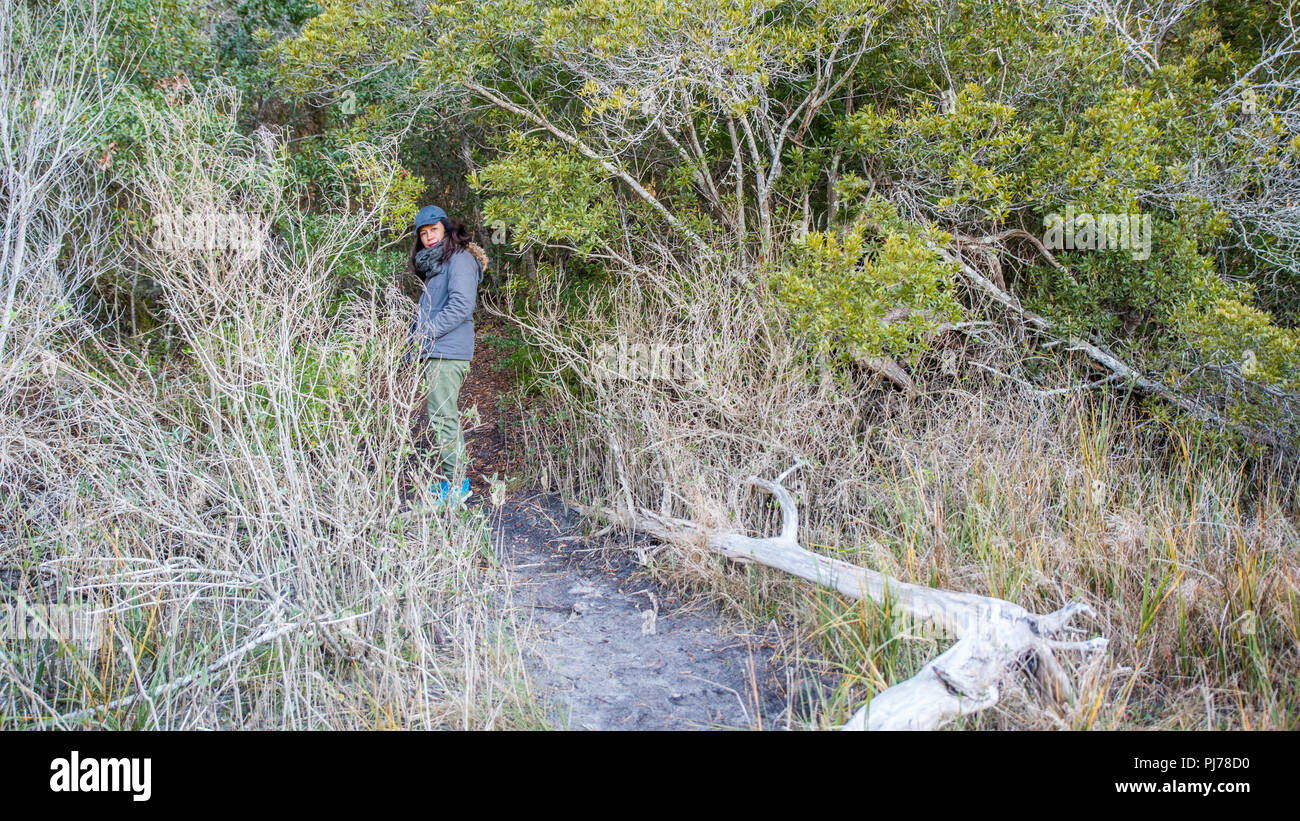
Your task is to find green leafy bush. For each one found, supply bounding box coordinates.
[470,133,618,258]
[773,199,962,367]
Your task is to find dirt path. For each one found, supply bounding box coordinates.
[484,491,790,730]
[406,317,799,729]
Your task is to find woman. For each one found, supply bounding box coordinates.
[404,204,488,506]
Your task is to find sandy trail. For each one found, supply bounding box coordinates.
[485,492,792,730]
[410,319,808,729]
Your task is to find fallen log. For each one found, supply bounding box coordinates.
[580,462,1107,730]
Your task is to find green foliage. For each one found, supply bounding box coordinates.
[470,133,618,256]
[96,0,214,88]
[1022,216,1218,337]
[342,141,426,234]
[773,199,962,366]
[212,0,323,89]
[841,84,1028,226]
[824,1,1300,444]
[1169,274,1300,445]
[1176,286,1300,391]
[298,213,407,309]
[267,0,418,96]
[63,0,1300,447]
[482,328,545,391]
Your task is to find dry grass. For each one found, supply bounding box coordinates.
[0,49,545,728]
[505,248,1300,730]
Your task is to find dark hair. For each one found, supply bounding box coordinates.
[408,217,473,279]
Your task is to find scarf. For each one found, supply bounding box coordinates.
[414,241,445,279]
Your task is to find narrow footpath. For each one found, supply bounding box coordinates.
[415,317,800,729]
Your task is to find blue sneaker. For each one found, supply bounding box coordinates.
[430,478,473,508]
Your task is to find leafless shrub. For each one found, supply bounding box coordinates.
[0,0,121,402]
[0,68,538,728]
[1053,0,1200,74]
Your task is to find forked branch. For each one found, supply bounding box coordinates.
[589,464,1107,730]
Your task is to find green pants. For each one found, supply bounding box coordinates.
[424,357,471,482]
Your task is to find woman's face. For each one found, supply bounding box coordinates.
[420,221,445,248]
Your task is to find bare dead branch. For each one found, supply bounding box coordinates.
[581,465,1108,730]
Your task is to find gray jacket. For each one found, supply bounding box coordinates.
[405,243,486,362]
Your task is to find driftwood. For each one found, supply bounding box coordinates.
[585,463,1107,730]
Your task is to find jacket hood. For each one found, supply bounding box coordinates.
[465,241,489,276]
